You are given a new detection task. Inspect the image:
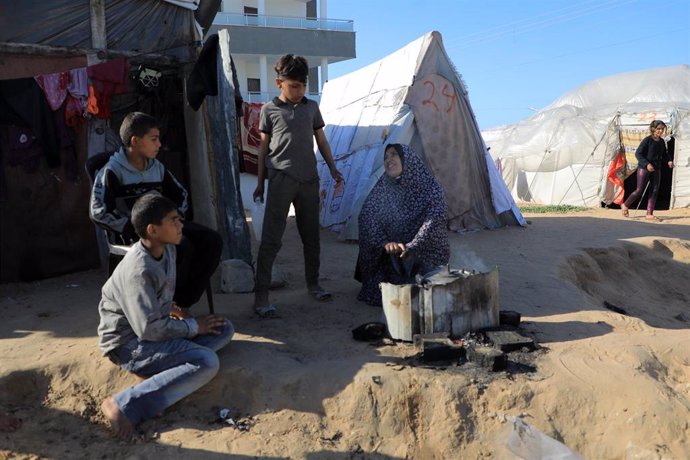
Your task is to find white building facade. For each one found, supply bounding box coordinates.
[211,0,356,102]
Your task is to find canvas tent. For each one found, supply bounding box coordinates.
[316,31,524,241]
[482,65,690,209]
[0,0,251,282]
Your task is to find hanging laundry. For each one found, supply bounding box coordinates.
[6,125,43,173]
[64,94,86,128]
[0,78,61,168]
[86,84,99,116]
[34,71,70,111]
[87,57,131,119]
[65,67,89,125]
[53,106,78,182]
[67,68,89,99]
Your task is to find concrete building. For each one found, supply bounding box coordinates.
[210,0,356,102]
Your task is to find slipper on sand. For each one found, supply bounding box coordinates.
[254,303,280,318]
[352,322,388,341]
[308,286,332,302]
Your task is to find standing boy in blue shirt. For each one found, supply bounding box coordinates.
[252,54,343,317]
[98,194,233,440]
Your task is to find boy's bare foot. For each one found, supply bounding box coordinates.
[621,205,629,217]
[101,397,134,441]
[645,215,661,222]
[0,412,21,432]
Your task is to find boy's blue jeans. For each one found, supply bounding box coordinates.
[108,320,234,426]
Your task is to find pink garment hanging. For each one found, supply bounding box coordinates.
[34,72,69,111]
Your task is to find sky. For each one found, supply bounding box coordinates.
[326,0,690,130]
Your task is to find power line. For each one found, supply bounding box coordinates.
[445,0,638,50]
[466,25,689,79]
[444,0,602,44]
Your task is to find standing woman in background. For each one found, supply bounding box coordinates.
[621,120,674,221]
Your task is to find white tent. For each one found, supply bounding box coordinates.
[316,31,524,241]
[482,65,690,208]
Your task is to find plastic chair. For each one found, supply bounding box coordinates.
[85,151,215,314]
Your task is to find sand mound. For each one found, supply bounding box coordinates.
[562,238,690,328]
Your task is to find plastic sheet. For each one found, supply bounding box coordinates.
[506,417,586,460]
[0,0,209,63]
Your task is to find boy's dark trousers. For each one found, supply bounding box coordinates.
[175,221,223,309]
[255,171,320,293]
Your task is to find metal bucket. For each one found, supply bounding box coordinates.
[381,267,499,341]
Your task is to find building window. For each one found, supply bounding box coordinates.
[247,78,261,93]
[244,6,258,16]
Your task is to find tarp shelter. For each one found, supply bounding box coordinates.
[482,65,690,209]
[316,31,524,241]
[0,0,251,282]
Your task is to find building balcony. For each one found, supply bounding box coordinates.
[213,12,354,32]
[209,13,355,63]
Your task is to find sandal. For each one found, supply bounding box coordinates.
[645,215,661,222]
[621,206,629,217]
[254,303,280,318]
[352,322,388,341]
[308,285,332,302]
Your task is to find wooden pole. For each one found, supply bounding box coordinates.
[90,0,107,53]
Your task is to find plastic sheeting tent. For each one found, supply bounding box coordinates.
[0,0,218,65]
[482,65,690,208]
[317,31,524,241]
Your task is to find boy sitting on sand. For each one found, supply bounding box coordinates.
[97,194,233,440]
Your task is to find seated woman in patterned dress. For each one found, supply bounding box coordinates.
[355,143,450,306]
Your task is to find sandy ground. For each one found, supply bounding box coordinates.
[2,206,690,459]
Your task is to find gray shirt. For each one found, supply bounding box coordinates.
[259,96,325,182]
[97,241,198,355]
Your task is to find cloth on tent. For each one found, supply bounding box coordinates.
[0,125,43,203]
[34,72,69,111]
[241,102,263,153]
[5,125,42,172]
[65,68,89,127]
[0,78,61,168]
[86,57,131,119]
[34,67,89,127]
[53,106,78,182]
[186,34,242,113]
[239,102,264,173]
[356,144,450,306]
[21,71,81,180]
[67,68,89,99]
[64,94,85,127]
[607,151,626,205]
